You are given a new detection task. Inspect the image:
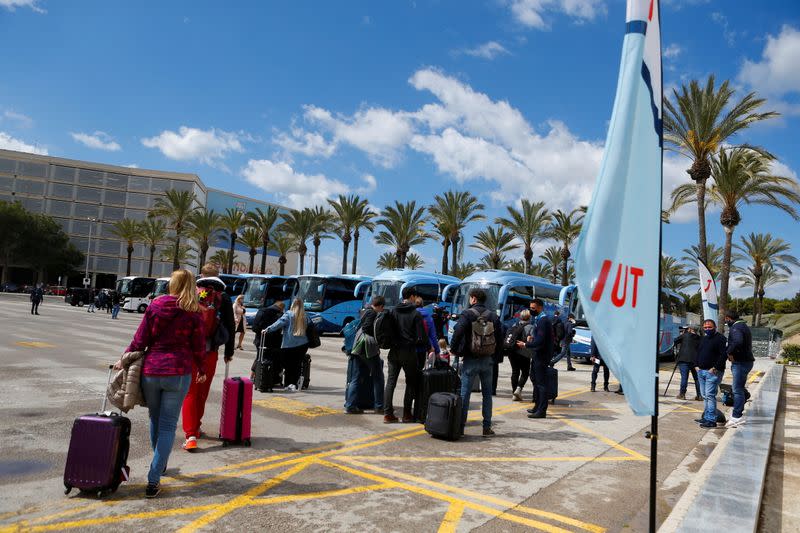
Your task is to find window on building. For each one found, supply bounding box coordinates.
[103,189,125,206]
[150,178,170,193]
[94,256,120,273]
[74,203,100,219]
[20,197,43,212]
[102,206,125,221]
[170,180,194,193]
[47,199,72,217]
[96,239,121,255]
[127,176,150,192]
[0,176,12,192]
[71,237,89,250]
[78,169,104,186]
[126,192,149,208]
[15,178,46,195]
[52,165,76,182]
[124,209,147,221]
[18,162,48,178]
[49,182,74,199]
[76,186,103,203]
[53,217,70,233]
[105,173,128,190]
[0,158,16,174]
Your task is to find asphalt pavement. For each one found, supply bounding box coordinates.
[0,294,765,532]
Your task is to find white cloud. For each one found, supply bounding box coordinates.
[0,131,47,154]
[710,12,742,47]
[70,131,121,151]
[460,41,510,60]
[241,159,350,209]
[0,0,45,13]
[664,44,682,59]
[2,110,33,128]
[356,174,377,195]
[142,126,245,167]
[508,0,606,30]
[273,125,337,158]
[738,25,800,115]
[126,164,139,168]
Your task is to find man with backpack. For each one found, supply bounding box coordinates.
[451,288,503,437]
[551,311,576,371]
[181,264,235,452]
[517,298,554,419]
[379,287,427,424]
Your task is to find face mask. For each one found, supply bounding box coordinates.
[704,329,715,336]
[530,308,540,317]
[725,319,734,327]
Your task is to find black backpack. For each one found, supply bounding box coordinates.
[503,321,526,350]
[374,310,398,349]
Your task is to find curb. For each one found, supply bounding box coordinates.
[659,362,784,532]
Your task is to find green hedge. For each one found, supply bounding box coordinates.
[783,344,800,363]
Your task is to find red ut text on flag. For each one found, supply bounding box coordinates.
[590,260,645,308]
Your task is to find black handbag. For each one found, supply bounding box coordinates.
[306,320,321,349]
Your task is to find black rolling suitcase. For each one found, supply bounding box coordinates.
[416,364,461,422]
[547,366,558,403]
[254,330,277,392]
[64,366,131,497]
[424,392,462,441]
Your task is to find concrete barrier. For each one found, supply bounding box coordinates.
[660,363,784,532]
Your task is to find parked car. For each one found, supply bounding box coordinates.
[65,287,93,307]
[48,286,67,296]
[0,282,20,293]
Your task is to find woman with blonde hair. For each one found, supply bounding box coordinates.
[116,269,206,498]
[233,294,246,350]
[265,297,310,389]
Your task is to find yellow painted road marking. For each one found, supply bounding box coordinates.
[253,397,339,418]
[552,416,648,461]
[176,460,312,533]
[18,503,105,527]
[438,501,465,533]
[321,458,594,533]
[342,455,643,463]
[250,482,392,504]
[14,342,55,348]
[747,371,763,384]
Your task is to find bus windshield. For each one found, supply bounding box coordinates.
[116,279,131,296]
[243,278,288,308]
[297,278,326,311]
[151,279,169,298]
[451,283,501,316]
[370,280,402,308]
[116,277,153,298]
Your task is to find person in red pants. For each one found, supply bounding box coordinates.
[181,264,235,452]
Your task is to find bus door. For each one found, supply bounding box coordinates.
[500,284,534,326]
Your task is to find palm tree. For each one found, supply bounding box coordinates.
[376,201,429,269]
[351,202,376,275]
[308,206,335,274]
[495,200,550,274]
[110,219,141,277]
[661,256,691,292]
[671,147,800,326]
[280,208,315,275]
[736,233,799,326]
[161,238,197,270]
[245,206,279,274]
[506,259,526,273]
[681,243,727,280]
[209,249,233,273]
[470,226,519,270]
[663,75,778,264]
[405,253,424,270]
[449,262,477,279]
[736,265,790,326]
[548,208,584,285]
[328,195,373,275]
[187,209,221,268]
[540,246,562,285]
[239,227,263,274]
[376,251,399,271]
[428,191,485,275]
[270,231,295,276]
[150,189,198,270]
[219,208,246,275]
[529,262,552,280]
[140,218,167,277]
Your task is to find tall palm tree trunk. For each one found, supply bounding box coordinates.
[172,235,181,271]
[351,229,360,275]
[279,257,286,276]
[524,246,533,275]
[751,277,761,327]
[260,241,269,274]
[560,247,569,286]
[451,236,459,273]
[199,243,208,269]
[718,226,735,333]
[147,246,155,277]
[299,245,306,275]
[126,245,133,276]
[341,239,350,275]
[248,251,256,274]
[695,180,708,265]
[313,238,321,274]
[227,234,237,274]
[441,239,450,275]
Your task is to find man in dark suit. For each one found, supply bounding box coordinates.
[517,298,554,419]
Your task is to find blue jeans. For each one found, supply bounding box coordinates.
[697,370,719,422]
[678,362,701,397]
[111,305,121,319]
[731,361,753,418]
[345,356,385,410]
[460,356,493,430]
[141,374,191,485]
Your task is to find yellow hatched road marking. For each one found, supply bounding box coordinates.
[748,371,763,384]
[438,501,465,533]
[254,396,340,418]
[14,342,55,348]
[552,417,648,461]
[250,482,393,504]
[342,455,643,463]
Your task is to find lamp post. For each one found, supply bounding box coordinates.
[83,217,102,287]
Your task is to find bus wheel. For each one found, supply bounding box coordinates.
[77,300,84,307]
[137,304,147,313]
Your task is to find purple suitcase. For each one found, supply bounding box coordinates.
[64,366,131,497]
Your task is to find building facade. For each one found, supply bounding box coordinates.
[0,149,296,287]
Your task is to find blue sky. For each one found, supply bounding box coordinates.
[1,0,798,297]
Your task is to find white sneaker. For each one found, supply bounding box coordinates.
[286,384,297,392]
[725,416,745,428]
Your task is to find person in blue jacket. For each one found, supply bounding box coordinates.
[517,298,554,419]
[724,311,754,428]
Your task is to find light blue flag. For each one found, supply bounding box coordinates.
[698,259,719,325]
[574,0,662,416]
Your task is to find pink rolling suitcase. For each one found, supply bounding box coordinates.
[219,362,253,447]
[64,366,131,497]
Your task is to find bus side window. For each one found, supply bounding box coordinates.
[504,286,533,320]
[415,284,439,307]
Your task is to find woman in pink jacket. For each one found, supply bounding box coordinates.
[116,269,206,498]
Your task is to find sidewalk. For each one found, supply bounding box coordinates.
[758,365,800,531]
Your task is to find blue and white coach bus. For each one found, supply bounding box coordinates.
[295,274,371,333]
[444,270,566,341]
[355,269,460,310]
[240,274,295,327]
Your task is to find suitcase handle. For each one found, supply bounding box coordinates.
[100,364,114,412]
[225,361,229,380]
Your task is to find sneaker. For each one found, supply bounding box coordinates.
[725,416,745,428]
[145,483,161,498]
[482,427,495,437]
[676,393,686,400]
[567,367,576,371]
[182,436,198,452]
[603,385,610,392]
[286,384,297,392]
[699,420,717,429]
[591,385,596,392]
[694,395,703,401]
[512,387,523,401]
[344,407,364,414]
[615,389,624,395]
[383,414,399,424]
[401,414,415,423]
[528,411,546,419]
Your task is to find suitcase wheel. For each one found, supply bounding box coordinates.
[222,440,229,448]
[64,485,72,495]
[244,440,251,447]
